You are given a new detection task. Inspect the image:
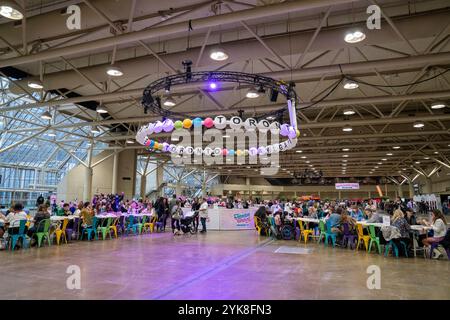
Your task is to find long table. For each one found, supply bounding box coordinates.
[181,207,258,231]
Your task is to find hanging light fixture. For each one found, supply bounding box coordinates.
[125,139,135,144]
[47,131,56,137]
[343,109,355,115]
[91,126,100,134]
[431,101,446,109]
[96,104,108,113]
[0,2,24,20]
[343,79,359,90]
[344,29,366,43]
[163,96,176,107]
[209,48,229,61]
[40,110,52,120]
[413,121,425,128]
[106,65,123,77]
[342,125,353,132]
[246,87,259,99]
[27,79,43,89]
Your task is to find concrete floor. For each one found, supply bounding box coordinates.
[1,230,449,300]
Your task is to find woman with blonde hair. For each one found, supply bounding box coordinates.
[391,209,411,256]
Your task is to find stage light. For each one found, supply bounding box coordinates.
[209,82,217,90]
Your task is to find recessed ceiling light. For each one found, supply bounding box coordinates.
[344,29,366,43]
[209,48,229,61]
[431,101,446,109]
[246,88,259,99]
[163,96,176,107]
[305,161,310,164]
[343,109,355,116]
[47,131,56,137]
[434,151,439,154]
[343,79,359,90]
[0,3,23,20]
[342,148,350,151]
[342,159,347,162]
[415,161,421,164]
[424,157,430,160]
[308,165,313,167]
[413,121,424,128]
[343,154,349,157]
[106,65,123,77]
[125,139,134,144]
[27,80,43,89]
[386,153,393,156]
[381,158,387,161]
[393,146,400,149]
[375,166,379,169]
[402,168,406,171]
[377,162,382,165]
[296,150,303,153]
[301,156,307,159]
[227,169,232,172]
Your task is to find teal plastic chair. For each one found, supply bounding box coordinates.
[267,216,277,239]
[34,219,51,247]
[136,215,148,235]
[368,225,381,254]
[384,239,408,258]
[97,217,113,240]
[125,215,138,235]
[324,220,337,247]
[9,219,29,251]
[80,216,98,241]
[317,220,327,244]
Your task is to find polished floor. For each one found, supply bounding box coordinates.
[1,230,449,300]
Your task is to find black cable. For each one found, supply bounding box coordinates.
[347,68,450,88]
[300,77,344,111]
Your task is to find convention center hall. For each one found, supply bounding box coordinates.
[0,0,449,302]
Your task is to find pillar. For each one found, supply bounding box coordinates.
[140,174,147,199]
[246,177,250,185]
[156,163,164,196]
[201,182,206,198]
[397,184,403,198]
[409,182,414,198]
[368,191,371,198]
[424,178,433,194]
[111,152,119,194]
[175,183,182,197]
[83,166,93,202]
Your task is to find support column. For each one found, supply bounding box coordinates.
[201,181,206,198]
[175,183,182,197]
[140,174,147,199]
[156,163,164,196]
[424,178,433,194]
[83,146,93,202]
[409,182,415,198]
[111,152,119,194]
[397,184,403,198]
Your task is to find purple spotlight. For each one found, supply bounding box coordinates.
[209,82,217,90]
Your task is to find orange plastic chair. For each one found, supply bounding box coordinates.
[356,224,370,251]
[144,216,158,233]
[254,216,262,234]
[55,218,69,245]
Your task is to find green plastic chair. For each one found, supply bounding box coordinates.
[33,219,51,247]
[317,220,327,244]
[98,217,113,240]
[368,225,381,254]
[137,215,148,234]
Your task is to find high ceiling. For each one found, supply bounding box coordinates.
[0,0,449,180]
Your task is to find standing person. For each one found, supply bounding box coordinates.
[36,194,44,207]
[199,198,209,233]
[171,200,182,233]
[191,197,200,232]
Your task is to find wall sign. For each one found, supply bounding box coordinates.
[335,183,360,190]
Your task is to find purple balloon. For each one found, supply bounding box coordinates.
[288,126,297,139]
[249,147,258,156]
[280,124,289,136]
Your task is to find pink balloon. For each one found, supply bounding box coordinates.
[203,117,214,128]
[222,148,228,156]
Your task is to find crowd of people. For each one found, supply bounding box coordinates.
[253,197,449,259]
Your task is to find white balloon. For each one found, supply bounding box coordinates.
[258,146,267,155]
[146,123,155,135]
[194,147,203,156]
[229,116,243,130]
[249,147,258,156]
[169,144,177,153]
[272,144,280,153]
[176,146,185,154]
[270,121,280,134]
[213,147,222,156]
[185,146,194,154]
[257,119,270,132]
[213,115,227,130]
[203,147,213,156]
[244,118,257,131]
[266,145,273,154]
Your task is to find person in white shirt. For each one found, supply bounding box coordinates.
[270,201,282,215]
[6,203,28,235]
[421,209,448,248]
[199,198,209,233]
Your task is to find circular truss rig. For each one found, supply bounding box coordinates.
[141,70,297,118]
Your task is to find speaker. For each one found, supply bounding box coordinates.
[270,88,279,102]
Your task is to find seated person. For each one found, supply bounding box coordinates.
[0,212,6,239]
[391,209,411,256]
[27,205,51,239]
[327,207,343,235]
[6,203,28,235]
[405,208,417,225]
[340,211,356,232]
[366,209,383,223]
[421,209,448,249]
[80,202,94,236]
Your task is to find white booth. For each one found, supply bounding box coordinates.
[182,207,258,231]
